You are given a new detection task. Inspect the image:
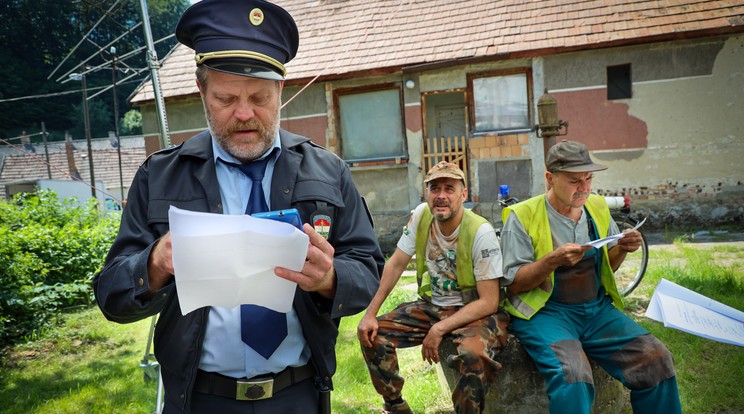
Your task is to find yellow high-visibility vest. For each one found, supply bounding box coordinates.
[502,194,623,320]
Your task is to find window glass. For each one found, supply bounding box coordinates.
[338,88,406,161]
[607,64,632,100]
[472,73,529,133]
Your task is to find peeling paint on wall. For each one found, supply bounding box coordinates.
[404,104,422,133]
[554,88,648,153]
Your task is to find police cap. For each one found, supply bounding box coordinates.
[176,0,299,80]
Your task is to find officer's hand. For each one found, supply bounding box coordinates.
[275,223,336,298]
[357,313,379,348]
[617,229,642,252]
[422,324,445,364]
[147,232,175,293]
[553,243,593,267]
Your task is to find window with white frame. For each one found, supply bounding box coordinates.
[335,84,407,162]
[470,69,532,134]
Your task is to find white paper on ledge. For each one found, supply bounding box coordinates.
[646,278,744,347]
[168,206,309,315]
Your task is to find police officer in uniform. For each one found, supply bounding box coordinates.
[93,1,383,413]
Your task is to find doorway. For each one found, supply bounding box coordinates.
[422,91,469,192]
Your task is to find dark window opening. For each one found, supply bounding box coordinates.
[607,64,632,100]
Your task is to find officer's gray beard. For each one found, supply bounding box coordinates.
[204,105,279,162]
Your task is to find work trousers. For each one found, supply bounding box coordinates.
[361,300,509,414]
[510,297,681,414]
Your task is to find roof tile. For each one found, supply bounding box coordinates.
[131,0,744,103]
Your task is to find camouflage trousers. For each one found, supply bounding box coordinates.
[361,300,510,414]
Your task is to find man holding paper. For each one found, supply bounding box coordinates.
[499,140,681,413]
[93,1,383,413]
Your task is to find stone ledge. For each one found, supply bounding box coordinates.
[437,334,628,414]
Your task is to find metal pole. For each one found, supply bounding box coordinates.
[42,121,51,179]
[81,73,96,198]
[111,48,125,201]
[138,0,171,149]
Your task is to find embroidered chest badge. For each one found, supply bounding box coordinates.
[312,214,332,240]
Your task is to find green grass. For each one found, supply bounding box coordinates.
[0,311,158,414]
[2,245,743,413]
[626,243,744,414]
[332,274,453,413]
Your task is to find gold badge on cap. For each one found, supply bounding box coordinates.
[249,8,264,26]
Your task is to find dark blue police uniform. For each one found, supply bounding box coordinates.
[93,1,384,413]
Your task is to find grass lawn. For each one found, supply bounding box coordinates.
[1,242,743,413]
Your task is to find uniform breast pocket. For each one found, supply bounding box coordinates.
[147,198,210,235]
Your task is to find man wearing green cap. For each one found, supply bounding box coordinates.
[93,1,383,413]
[499,140,681,413]
[358,161,509,414]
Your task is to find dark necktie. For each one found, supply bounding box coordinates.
[227,154,288,359]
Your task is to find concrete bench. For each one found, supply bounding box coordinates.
[437,334,628,414]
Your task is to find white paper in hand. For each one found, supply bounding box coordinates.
[583,217,647,249]
[168,206,309,315]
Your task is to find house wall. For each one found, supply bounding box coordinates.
[135,33,744,253]
[281,83,328,147]
[140,97,206,152]
[417,59,543,224]
[543,34,744,229]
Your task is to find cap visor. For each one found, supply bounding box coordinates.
[204,61,284,81]
[557,163,608,173]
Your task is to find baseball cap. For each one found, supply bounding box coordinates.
[545,140,608,173]
[424,161,466,183]
[176,0,299,80]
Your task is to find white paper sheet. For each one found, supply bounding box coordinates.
[582,217,646,249]
[646,278,744,347]
[656,293,744,347]
[168,206,309,315]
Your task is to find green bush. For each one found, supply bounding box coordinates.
[0,190,119,346]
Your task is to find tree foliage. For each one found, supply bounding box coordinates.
[121,109,143,136]
[0,0,189,143]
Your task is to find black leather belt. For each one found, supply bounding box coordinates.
[194,365,315,401]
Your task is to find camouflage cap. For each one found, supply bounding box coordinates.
[424,161,466,183]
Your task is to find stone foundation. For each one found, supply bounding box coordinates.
[437,335,627,414]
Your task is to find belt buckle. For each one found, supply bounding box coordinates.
[236,377,274,401]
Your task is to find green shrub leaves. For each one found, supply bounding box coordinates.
[0,190,119,346]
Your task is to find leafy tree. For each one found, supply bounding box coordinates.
[121,109,143,135]
[0,0,189,143]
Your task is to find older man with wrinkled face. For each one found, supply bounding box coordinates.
[499,140,681,414]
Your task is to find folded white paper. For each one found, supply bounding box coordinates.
[646,278,744,347]
[583,217,646,249]
[168,206,309,315]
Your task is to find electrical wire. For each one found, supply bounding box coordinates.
[0,78,146,103]
[283,0,412,109]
